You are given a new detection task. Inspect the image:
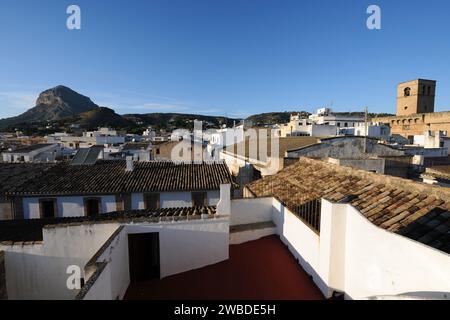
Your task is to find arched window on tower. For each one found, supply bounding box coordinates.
[404,87,411,97]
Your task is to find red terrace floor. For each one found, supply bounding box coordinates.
[124,235,324,300]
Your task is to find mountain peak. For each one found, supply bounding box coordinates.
[0,86,99,128]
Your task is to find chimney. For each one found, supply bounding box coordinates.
[126,156,133,172]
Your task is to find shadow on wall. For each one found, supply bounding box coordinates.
[126,222,230,280]
[5,251,85,300]
[272,204,330,298]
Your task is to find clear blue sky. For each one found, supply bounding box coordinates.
[0,0,449,119]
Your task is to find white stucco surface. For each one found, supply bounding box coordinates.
[22,191,221,218]
[83,228,130,300]
[230,197,274,226]
[22,196,118,218]
[3,223,119,300]
[126,218,229,278]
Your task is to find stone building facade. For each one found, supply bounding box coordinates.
[396,79,436,116]
[373,111,450,138]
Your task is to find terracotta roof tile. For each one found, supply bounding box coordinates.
[0,206,217,242]
[4,160,236,196]
[247,157,450,254]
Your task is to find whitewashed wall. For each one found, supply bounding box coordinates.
[83,228,130,300]
[276,198,450,299]
[126,218,229,278]
[271,198,324,291]
[131,191,220,210]
[22,191,221,218]
[22,196,118,219]
[230,197,273,226]
[341,204,450,300]
[3,223,119,299]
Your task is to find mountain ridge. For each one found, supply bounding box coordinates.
[0,85,394,131]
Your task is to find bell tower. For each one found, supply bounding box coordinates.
[396,79,436,116]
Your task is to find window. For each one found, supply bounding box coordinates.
[404,87,411,97]
[423,85,426,94]
[404,106,408,110]
[144,193,160,210]
[156,148,160,155]
[39,199,57,218]
[84,198,101,216]
[344,122,348,127]
[427,86,431,95]
[337,122,341,127]
[192,192,207,207]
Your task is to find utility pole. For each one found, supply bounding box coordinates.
[364,106,368,153]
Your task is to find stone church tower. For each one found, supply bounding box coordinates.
[396,79,436,116]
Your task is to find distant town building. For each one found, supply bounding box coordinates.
[60,128,125,149]
[286,136,411,177]
[413,130,450,154]
[121,142,152,161]
[353,122,390,139]
[1,144,59,163]
[372,79,450,138]
[221,136,319,177]
[396,79,436,116]
[308,108,365,127]
[278,109,365,138]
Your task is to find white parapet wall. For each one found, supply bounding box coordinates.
[274,197,450,299]
[232,195,450,299]
[271,198,326,293]
[341,204,450,299]
[2,222,120,300]
[230,197,274,226]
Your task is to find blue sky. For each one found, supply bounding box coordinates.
[0,0,449,119]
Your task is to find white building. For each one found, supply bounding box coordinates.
[308,108,365,127]
[413,131,450,155]
[60,128,125,149]
[1,144,60,163]
[209,125,245,147]
[4,159,235,219]
[353,122,391,139]
[279,109,365,138]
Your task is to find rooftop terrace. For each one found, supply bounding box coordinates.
[124,235,324,300]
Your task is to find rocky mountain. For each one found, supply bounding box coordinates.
[0,85,98,129]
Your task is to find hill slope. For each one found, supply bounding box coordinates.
[0,85,98,128]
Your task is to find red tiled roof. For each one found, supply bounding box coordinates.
[247,158,450,254]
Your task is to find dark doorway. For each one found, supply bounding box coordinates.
[40,199,56,218]
[192,192,207,206]
[128,233,160,282]
[84,198,100,216]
